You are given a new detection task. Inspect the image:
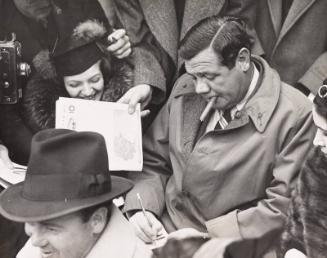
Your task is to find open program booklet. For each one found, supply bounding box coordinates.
[55,97,143,171]
[0,162,26,188]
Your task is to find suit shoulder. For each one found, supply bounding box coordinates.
[280,82,312,116]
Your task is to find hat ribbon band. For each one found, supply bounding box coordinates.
[22,172,111,201]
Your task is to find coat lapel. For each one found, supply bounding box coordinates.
[278,0,316,41]
[182,94,207,156]
[139,0,178,63]
[267,0,283,36]
[181,0,225,41]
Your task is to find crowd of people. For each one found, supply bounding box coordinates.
[0,0,326,257]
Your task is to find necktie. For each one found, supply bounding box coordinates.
[215,110,232,130]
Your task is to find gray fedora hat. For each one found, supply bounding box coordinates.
[0,129,133,222]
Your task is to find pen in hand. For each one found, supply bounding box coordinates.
[136,193,158,245]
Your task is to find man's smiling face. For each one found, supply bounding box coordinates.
[24,212,97,258]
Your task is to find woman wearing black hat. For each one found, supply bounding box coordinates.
[21,19,134,133]
[282,79,327,258]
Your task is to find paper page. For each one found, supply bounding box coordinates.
[55,97,143,171]
[0,162,26,188]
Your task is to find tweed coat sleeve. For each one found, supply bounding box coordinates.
[298,52,327,94]
[123,88,174,216]
[112,0,174,105]
[205,105,314,243]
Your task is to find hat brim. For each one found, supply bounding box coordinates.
[0,176,133,222]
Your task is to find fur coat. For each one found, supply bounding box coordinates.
[21,56,133,133]
[282,147,327,258]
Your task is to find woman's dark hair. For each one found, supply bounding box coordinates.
[179,16,253,69]
[152,237,209,258]
[99,54,114,86]
[60,54,113,96]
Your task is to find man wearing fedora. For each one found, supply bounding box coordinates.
[0,129,152,258]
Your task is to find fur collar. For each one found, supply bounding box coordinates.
[22,57,133,133]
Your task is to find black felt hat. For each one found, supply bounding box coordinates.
[0,129,133,222]
[52,19,109,76]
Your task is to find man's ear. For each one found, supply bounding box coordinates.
[236,48,250,72]
[90,207,108,235]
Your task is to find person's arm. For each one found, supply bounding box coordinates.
[113,0,175,106]
[297,52,327,95]
[0,105,32,165]
[281,187,306,256]
[123,89,174,240]
[204,109,314,242]
[0,143,13,169]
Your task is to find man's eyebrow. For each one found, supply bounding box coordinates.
[40,221,62,228]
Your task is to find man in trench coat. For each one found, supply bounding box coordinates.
[123,16,315,257]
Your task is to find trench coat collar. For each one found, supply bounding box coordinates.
[174,55,280,151]
[181,0,225,41]
[87,206,152,258]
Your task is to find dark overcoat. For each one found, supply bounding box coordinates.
[254,0,327,93]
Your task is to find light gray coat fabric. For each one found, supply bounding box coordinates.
[124,56,315,256]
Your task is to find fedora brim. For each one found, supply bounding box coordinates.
[0,176,133,222]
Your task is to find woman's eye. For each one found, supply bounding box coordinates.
[90,76,101,83]
[68,83,80,88]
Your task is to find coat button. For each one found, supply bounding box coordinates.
[235,111,242,119]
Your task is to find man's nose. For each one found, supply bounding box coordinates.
[195,78,210,94]
[313,129,324,147]
[25,223,48,247]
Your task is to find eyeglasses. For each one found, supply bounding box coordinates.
[318,85,327,99]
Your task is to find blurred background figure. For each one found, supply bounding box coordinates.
[254,0,327,97]
[282,79,327,258]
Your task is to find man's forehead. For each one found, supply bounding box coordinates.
[36,212,81,226]
[185,48,221,73]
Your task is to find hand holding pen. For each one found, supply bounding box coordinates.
[129,193,164,243]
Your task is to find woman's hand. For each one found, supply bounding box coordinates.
[129,211,164,243]
[107,29,132,59]
[118,84,153,117]
[0,144,13,170]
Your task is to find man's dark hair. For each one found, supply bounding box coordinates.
[179,16,253,69]
[78,200,113,224]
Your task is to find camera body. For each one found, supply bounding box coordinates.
[0,33,30,104]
